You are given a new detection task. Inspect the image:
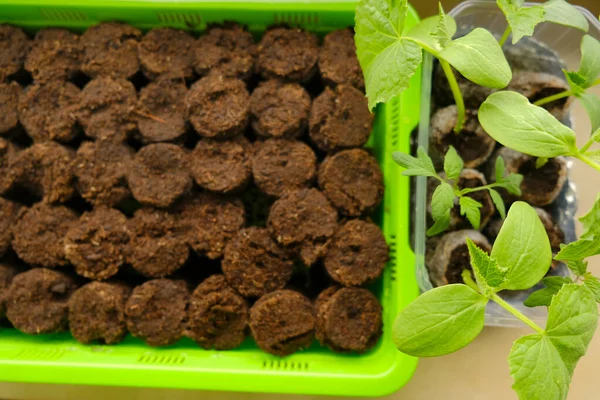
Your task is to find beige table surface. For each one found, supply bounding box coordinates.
[3,1,600,399]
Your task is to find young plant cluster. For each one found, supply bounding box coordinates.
[356,0,600,399]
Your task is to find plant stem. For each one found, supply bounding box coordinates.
[580,136,596,154]
[577,153,600,172]
[462,270,480,292]
[490,293,545,334]
[499,26,511,47]
[439,59,465,133]
[533,90,573,107]
[459,181,506,195]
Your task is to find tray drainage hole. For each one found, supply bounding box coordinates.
[40,8,87,21]
[137,354,186,365]
[273,12,319,27]
[262,359,309,371]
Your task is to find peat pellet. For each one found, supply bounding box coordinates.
[488,147,567,206]
[0,138,17,194]
[430,106,496,169]
[12,203,78,268]
[81,22,141,79]
[432,63,495,109]
[0,198,21,257]
[508,71,573,121]
[222,227,294,298]
[193,23,256,80]
[189,137,252,194]
[0,25,29,81]
[324,220,388,287]
[249,80,311,139]
[138,28,195,80]
[185,275,248,350]
[127,208,189,278]
[318,149,383,217]
[249,290,315,357]
[0,263,20,318]
[315,287,382,353]
[0,82,20,135]
[268,188,338,266]
[128,143,192,208]
[318,28,364,90]
[68,281,130,344]
[18,80,81,143]
[252,139,316,198]
[257,27,319,83]
[135,79,187,144]
[5,268,78,334]
[428,230,491,287]
[185,75,250,139]
[178,194,246,260]
[10,142,75,203]
[309,85,373,152]
[24,28,82,82]
[78,77,137,142]
[73,140,134,207]
[125,279,189,347]
[64,207,130,281]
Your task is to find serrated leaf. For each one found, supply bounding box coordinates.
[583,275,600,303]
[524,276,572,307]
[433,3,451,48]
[566,259,588,276]
[497,0,545,44]
[392,147,436,177]
[578,92,600,133]
[440,28,512,89]
[443,145,463,180]
[579,194,600,236]
[405,14,457,53]
[459,196,482,230]
[543,0,590,33]
[466,237,507,290]
[536,157,549,169]
[555,235,600,262]
[500,173,523,196]
[564,70,587,95]
[393,284,487,357]
[479,91,578,158]
[492,202,552,290]
[431,181,455,222]
[488,189,506,219]
[578,35,600,87]
[355,0,423,110]
[495,155,506,182]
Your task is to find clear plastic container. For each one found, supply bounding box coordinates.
[415,1,600,327]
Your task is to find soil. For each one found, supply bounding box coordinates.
[315,287,382,353]
[324,220,388,287]
[25,28,82,82]
[73,140,134,207]
[249,80,311,139]
[138,28,195,80]
[0,198,21,257]
[189,137,252,194]
[64,207,130,280]
[222,227,294,298]
[508,71,573,121]
[427,230,491,286]
[257,27,319,83]
[5,268,78,334]
[185,75,250,139]
[318,28,364,90]
[430,106,496,169]
[0,82,21,135]
[185,274,248,350]
[81,22,141,79]
[12,203,78,268]
[127,208,189,278]
[193,23,256,80]
[68,281,130,344]
[177,193,246,260]
[18,80,81,143]
[77,77,137,142]
[9,142,75,203]
[125,279,189,347]
[0,25,29,81]
[318,149,384,217]
[128,143,192,207]
[249,289,315,356]
[0,263,20,318]
[268,188,338,266]
[252,139,316,198]
[309,85,373,152]
[0,138,18,194]
[135,79,187,144]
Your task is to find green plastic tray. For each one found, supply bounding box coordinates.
[0,0,421,396]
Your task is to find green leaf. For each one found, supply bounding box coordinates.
[524,276,572,307]
[466,237,507,290]
[479,91,578,158]
[405,14,457,53]
[497,0,545,44]
[443,145,463,181]
[488,189,506,219]
[577,35,600,87]
[355,0,423,110]
[426,215,451,236]
[440,28,512,89]
[564,70,587,95]
[543,0,590,33]
[593,128,600,142]
[495,155,506,183]
[433,3,451,48]
[459,196,482,230]
[392,147,436,177]
[499,173,523,196]
[491,202,552,290]
[578,92,600,133]
[430,181,455,222]
[555,235,600,262]
[579,194,600,235]
[566,260,588,276]
[536,157,549,169]
[583,275,600,303]
[392,284,488,357]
